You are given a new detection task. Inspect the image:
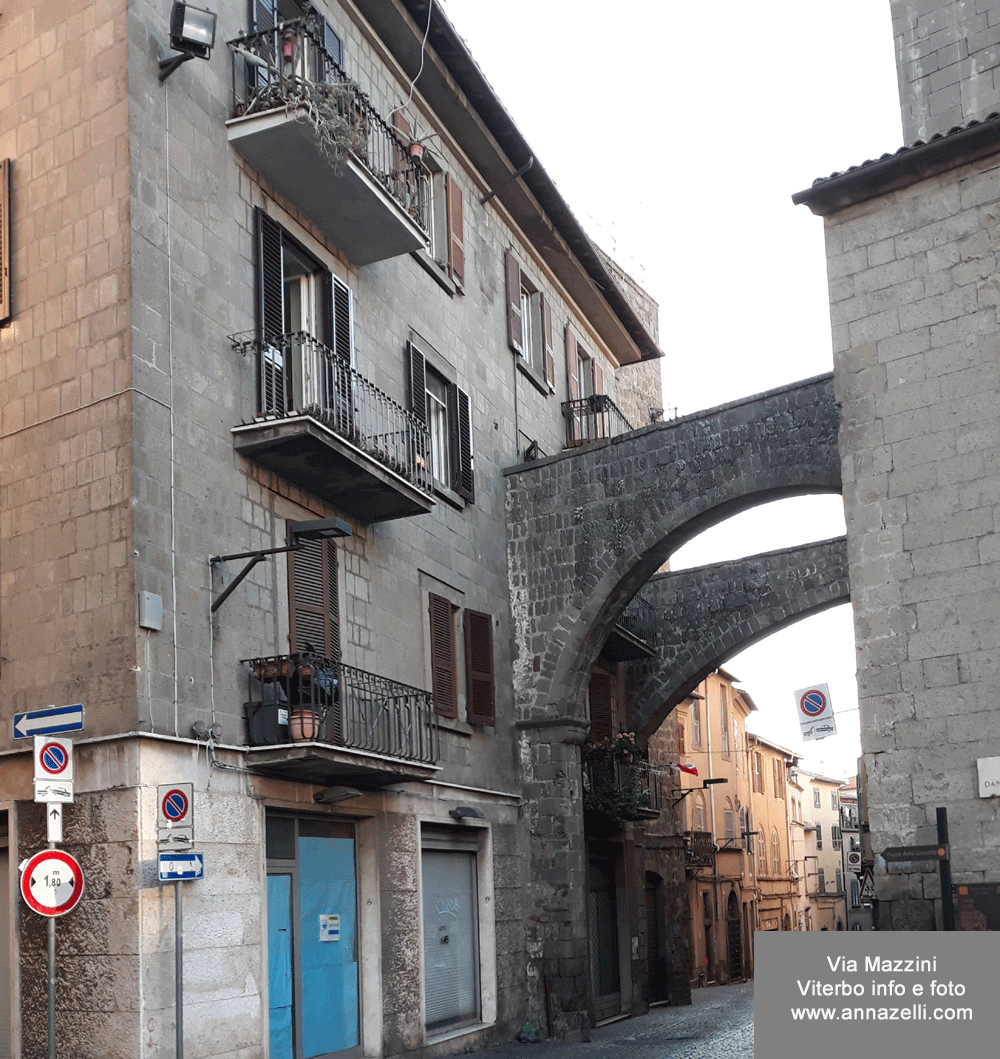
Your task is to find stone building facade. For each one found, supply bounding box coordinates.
[0,2,663,1057]
[795,0,1000,930]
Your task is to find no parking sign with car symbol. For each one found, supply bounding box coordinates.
[157,783,194,849]
[794,683,838,742]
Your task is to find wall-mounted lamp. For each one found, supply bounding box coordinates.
[314,786,363,804]
[449,806,485,821]
[671,776,728,807]
[210,516,352,613]
[159,2,218,81]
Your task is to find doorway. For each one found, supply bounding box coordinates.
[726,891,742,982]
[588,856,621,1021]
[266,814,361,1059]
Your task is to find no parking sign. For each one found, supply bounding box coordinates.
[157,783,194,849]
[794,683,838,742]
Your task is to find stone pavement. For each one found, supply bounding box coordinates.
[463,982,754,1059]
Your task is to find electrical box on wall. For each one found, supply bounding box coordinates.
[139,591,163,631]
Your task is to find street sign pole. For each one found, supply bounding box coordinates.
[938,807,955,932]
[176,879,184,1059]
[47,842,56,1059]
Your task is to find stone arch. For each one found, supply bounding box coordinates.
[505,374,840,728]
[628,537,850,736]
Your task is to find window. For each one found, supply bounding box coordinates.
[813,788,821,809]
[505,250,553,390]
[677,717,686,755]
[0,159,9,325]
[832,825,842,851]
[288,532,340,660]
[835,868,843,893]
[831,791,839,811]
[752,751,764,793]
[771,829,781,875]
[724,807,735,845]
[850,878,860,908]
[408,341,474,503]
[256,209,353,416]
[429,593,458,718]
[815,823,823,850]
[817,868,826,894]
[691,702,702,747]
[772,759,786,800]
[565,326,606,443]
[756,837,766,878]
[733,720,739,770]
[409,149,464,290]
[588,672,612,741]
[693,795,706,833]
[719,686,730,756]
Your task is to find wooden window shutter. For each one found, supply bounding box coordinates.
[445,173,465,290]
[332,277,352,363]
[505,250,523,355]
[540,294,555,390]
[256,208,283,342]
[288,536,340,661]
[428,593,457,718]
[251,0,277,33]
[408,341,426,425]
[565,324,579,400]
[593,359,605,438]
[0,159,9,325]
[465,610,495,725]
[588,672,612,741]
[455,386,474,503]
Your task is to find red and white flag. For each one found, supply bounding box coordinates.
[671,762,698,776]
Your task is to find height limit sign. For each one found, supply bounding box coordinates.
[157,783,194,850]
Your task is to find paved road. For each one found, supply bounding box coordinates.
[464,982,754,1059]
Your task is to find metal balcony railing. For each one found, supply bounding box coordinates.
[617,593,656,647]
[562,394,635,447]
[231,331,433,495]
[229,19,429,232]
[244,652,439,765]
[583,756,659,822]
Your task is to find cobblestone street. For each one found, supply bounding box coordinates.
[463,982,754,1059]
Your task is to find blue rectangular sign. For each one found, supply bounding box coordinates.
[158,853,204,881]
[13,704,85,739]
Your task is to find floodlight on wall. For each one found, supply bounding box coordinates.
[209,517,352,613]
[449,806,485,821]
[314,786,363,805]
[159,2,218,81]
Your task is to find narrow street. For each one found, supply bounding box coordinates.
[464,982,754,1059]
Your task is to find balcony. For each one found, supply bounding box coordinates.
[230,331,434,522]
[562,393,635,448]
[227,21,428,265]
[242,652,439,786]
[601,592,656,663]
[583,756,660,835]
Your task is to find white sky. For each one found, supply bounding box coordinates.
[440,0,902,778]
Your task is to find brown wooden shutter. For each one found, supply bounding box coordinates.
[505,250,523,355]
[588,672,612,741]
[288,536,340,661]
[256,208,283,342]
[0,159,9,325]
[455,386,474,503]
[445,173,465,290]
[565,324,579,445]
[429,593,457,718]
[408,341,426,425]
[465,610,495,725]
[541,293,555,390]
[593,359,605,438]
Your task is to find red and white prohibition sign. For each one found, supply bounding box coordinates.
[20,849,85,917]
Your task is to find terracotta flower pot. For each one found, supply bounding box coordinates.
[289,709,321,742]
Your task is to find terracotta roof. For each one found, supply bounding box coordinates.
[793,113,1000,216]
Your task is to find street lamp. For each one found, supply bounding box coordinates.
[159,2,218,81]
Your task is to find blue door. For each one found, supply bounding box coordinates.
[266,816,360,1058]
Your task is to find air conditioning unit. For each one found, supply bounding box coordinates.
[847,851,863,869]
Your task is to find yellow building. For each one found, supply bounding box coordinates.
[670,670,756,986]
[747,735,797,933]
[797,769,849,930]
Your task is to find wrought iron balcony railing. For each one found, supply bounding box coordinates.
[583,756,659,826]
[562,393,635,447]
[685,830,717,867]
[231,330,433,495]
[243,652,439,765]
[229,19,428,232]
[617,592,656,647]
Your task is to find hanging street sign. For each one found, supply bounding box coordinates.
[13,703,85,739]
[793,683,838,742]
[158,852,204,882]
[34,735,74,782]
[46,804,63,844]
[19,849,85,916]
[157,783,194,849]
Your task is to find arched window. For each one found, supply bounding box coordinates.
[771,829,780,875]
[693,793,706,833]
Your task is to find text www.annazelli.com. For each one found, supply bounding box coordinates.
[791,1006,972,1021]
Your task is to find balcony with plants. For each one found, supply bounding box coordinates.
[229,330,434,522]
[582,731,660,835]
[242,650,440,786]
[227,19,429,264]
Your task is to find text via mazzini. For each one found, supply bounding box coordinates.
[756,932,993,1059]
[791,955,972,1021]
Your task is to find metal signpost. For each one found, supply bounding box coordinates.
[881,806,955,930]
[158,783,199,1059]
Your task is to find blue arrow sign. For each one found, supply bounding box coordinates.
[158,853,204,882]
[13,704,85,739]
